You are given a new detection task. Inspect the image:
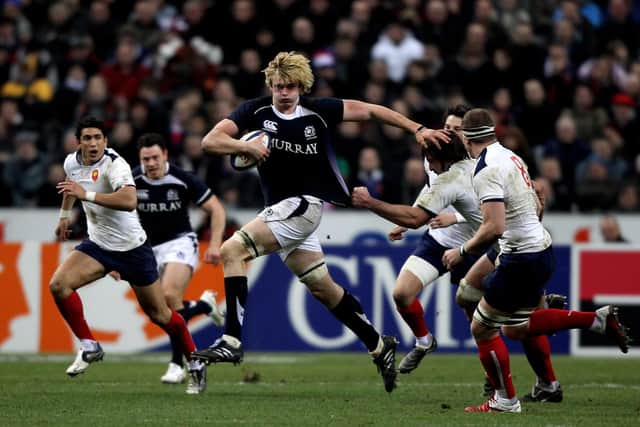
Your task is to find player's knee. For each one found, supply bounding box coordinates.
[225,230,263,263]
[146,306,170,325]
[49,276,68,298]
[455,278,484,308]
[298,261,329,288]
[392,287,413,308]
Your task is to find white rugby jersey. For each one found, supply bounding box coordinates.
[416,159,480,248]
[472,142,551,254]
[64,148,147,251]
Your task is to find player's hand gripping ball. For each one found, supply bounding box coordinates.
[230,130,271,170]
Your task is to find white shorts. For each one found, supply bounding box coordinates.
[152,232,199,271]
[258,195,323,260]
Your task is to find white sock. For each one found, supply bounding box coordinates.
[80,339,98,352]
[416,333,433,349]
[188,359,203,371]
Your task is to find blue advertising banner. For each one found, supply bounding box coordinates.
[192,239,571,354]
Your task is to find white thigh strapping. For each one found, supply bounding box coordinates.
[152,233,199,271]
[400,255,441,288]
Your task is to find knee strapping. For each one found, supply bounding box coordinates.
[473,306,533,329]
[401,255,440,288]
[456,278,485,304]
[230,229,263,259]
[298,261,329,285]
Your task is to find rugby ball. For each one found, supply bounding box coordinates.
[230,130,271,170]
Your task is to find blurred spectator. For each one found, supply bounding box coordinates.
[304,0,338,49]
[543,43,576,107]
[288,16,318,56]
[100,32,151,102]
[109,121,137,166]
[371,19,424,83]
[232,48,266,99]
[575,137,627,211]
[599,214,628,242]
[399,157,426,205]
[598,0,639,55]
[616,181,640,212]
[515,79,559,149]
[441,22,494,105]
[607,92,640,167]
[421,0,462,55]
[502,126,538,178]
[538,156,572,211]
[87,0,118,61]
[2,130,47,206]
[543,114,591,199]
[562,83,608,142]
[351,146,387,199]
[36,162,66,207]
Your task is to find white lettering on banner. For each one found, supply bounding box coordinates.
[432,276,461,347]
[288,255,359,349]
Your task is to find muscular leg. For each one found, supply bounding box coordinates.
[285,248,380,352]
[220,217,281,341]
[49,250,105,344]
[131,279,195,361]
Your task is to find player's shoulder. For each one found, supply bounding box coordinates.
[240,96,272,114]
[473,143,507,177]
[132,165,143,179]
[63,151,79,170]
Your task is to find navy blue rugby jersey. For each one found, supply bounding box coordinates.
[133,163,212,246]
[229,96,350,206]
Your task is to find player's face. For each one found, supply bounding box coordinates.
[443,115,463,138]
[140,144,168,179]
[270,76,301,113]
[425,151,444,174]
[78,127,107,165]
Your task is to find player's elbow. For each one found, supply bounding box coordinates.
[201,129,223,153]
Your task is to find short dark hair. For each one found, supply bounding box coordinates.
[75,116,105,139]
[423,131,468,165]
[443,104,472,121]
[136,133,167,151]
[461,108,496,142]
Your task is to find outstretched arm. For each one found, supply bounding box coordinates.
[342,99,450,148]
[351,186,431,229]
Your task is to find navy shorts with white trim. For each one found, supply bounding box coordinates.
[75,239,159,286]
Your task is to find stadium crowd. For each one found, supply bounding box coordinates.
[0,0,639,214]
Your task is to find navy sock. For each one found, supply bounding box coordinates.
[223,276,248,340]
[330,290,380,352]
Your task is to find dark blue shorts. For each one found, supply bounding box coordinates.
[75,239,159,287]
[483,246,555,313]
[412,231,481,285]
[486,246,499,264]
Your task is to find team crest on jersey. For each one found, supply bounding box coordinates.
[304,125,317,140]
[166,189,179,201]
[263,120,278,132]
[137,189,149,200]
[91,169,99,181]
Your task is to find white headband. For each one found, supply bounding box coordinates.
[462,126,495,140]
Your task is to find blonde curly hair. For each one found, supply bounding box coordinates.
[263,51,314,94]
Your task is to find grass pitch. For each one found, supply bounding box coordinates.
[1,353,638,426]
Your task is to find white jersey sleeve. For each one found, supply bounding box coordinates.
[108,157,136,190]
